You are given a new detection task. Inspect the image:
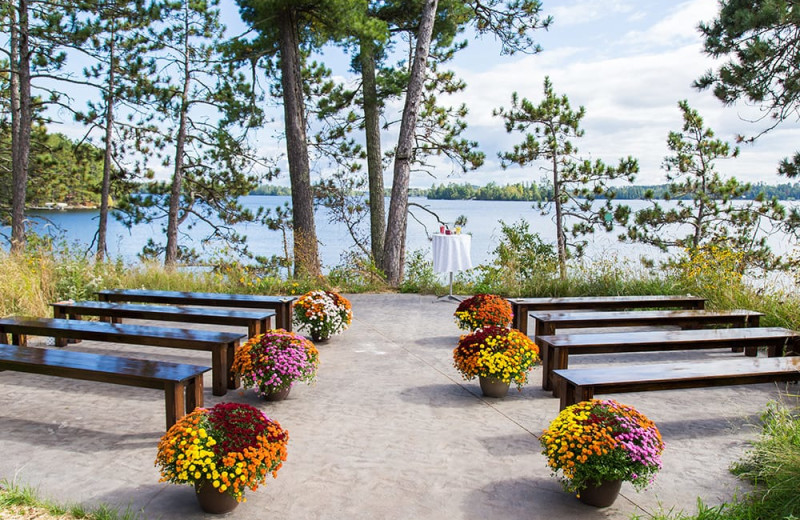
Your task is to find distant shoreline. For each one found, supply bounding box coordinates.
[29,203,98,211]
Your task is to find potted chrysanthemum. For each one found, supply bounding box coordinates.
[540,399,665,507]
[294,290,352,341]
[155,402,289,514]
[452,325,539,397]
[454,293,513,331]
[232,329,319,401]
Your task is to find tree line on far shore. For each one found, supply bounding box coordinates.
[424,181,800,201]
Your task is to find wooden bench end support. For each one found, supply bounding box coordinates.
[556,375,594,410]
[164,376,205,430]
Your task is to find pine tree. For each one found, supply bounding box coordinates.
[494,77,638,279]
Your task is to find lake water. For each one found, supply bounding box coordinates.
[8,195,799,271]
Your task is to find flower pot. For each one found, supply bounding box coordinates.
[479,375,510,398]
[577,479,622,507]
[194,480,239,514]
[311,333,329,342]
[260,384,291,402]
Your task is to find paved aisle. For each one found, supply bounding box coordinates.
[0,294,790,519]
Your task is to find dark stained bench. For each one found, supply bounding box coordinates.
[0,317,244,396]
[96,289,297,331]
[553,356,800,410]
[0,344,209,429]
[507,295,706,336]
[532,309,763,338]
[537,327,799,392]
[51,301,274,346]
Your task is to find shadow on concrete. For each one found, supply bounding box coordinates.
[398,382,484,409]
[653,414,763,440]
[0,415,160,452]
[478,433,540,457]
[0,372,170,401]
[413,335,461,349]
[461,476,615,520]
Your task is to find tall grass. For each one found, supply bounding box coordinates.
[642,400,800,520]
[0,478,142,519]
[4,237,800,336]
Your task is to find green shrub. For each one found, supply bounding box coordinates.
[399,249,441,294]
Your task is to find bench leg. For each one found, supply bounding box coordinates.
[11,333,27,347]
[186,375,204,413]
[559,381,593,411]
[550,348,569,397]
[541,344,552,390]
[52,307,67,347]
[248,319,267,339]
[276,303,291,331]
[227,340,240,390]
[164,382,185,430]
[211,348,228,396]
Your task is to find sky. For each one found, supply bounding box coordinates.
[425,0,800,189]
[48,0,800,190]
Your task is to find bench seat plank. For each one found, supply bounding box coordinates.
[553,356,800,410]
[537,327,799,392]
[531,308,762,338]
[51,301,275,343]
[0,317,243,396]
[508,295,706,335]
[0,344,210,428]
[96,289,297,331]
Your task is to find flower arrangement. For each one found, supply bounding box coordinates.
[232,329,319,397]
[454,293,513,330]
[155,402,289,502]
[540,399,664,494]
[294,290,353,341]
[452,326,539,389]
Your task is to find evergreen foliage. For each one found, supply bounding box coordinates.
[622,101,789,272]
[494,76,638,279]
[696,0,800,176]
[114,0,268,266]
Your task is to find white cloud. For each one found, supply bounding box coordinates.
[431,0,800,189]
[548,0,640,28]
[620,0,719,50]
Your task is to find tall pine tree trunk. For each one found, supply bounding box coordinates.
[383,0,438,286]
[164,12,191,268]
[10,0,31,254]
[96,26,115,262]
[552,155,567,280]
[278,9,320,277]
[359,39,385,270]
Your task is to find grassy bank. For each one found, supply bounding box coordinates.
[3,243,800,334]
[0,479,140,520]
[640,400,800,520]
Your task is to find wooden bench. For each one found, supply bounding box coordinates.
[507,295,706,336]
[537,327,799,392]
[96,289,297,331]
[553,356,800,410]
[0,344,209,429]
[0,317,243,396]
[51,301,274,346]
[532,309,763,338]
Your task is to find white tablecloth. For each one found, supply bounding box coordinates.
[432,233,473,273]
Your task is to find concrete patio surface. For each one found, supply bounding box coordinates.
[0,293,796,519]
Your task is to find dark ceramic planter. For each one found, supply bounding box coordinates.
[194,480,239,514]
[577,479,622,508]
[260,384,292,402]
[479,376,510,398]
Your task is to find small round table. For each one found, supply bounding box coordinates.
[432,233,472,301]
